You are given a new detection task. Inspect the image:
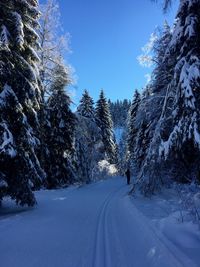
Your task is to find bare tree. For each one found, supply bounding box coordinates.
[38,0,71,101]
[152,0,173,12]
[163,0,172,11]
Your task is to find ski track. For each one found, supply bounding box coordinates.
[90,181,189,267]
[92,186,124,267]
[0,177,198,267]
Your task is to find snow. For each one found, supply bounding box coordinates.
[159,111,200,157]
[159,123,181,158]
[193,117,200,147]
[185,15,197,38]
[29,46,40,62]
[0,84,16,106]
[0,122,16,158]
[0,177,200,267]
[132,186,200,264]
[12,12,24,47]
[137,32,158,68]
[98,160,118,176]
[177,57,200,109]
[0,25,10,49]
[0,180,7,188]
[59,119,65,128]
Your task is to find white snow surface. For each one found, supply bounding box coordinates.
[0,177,200,267]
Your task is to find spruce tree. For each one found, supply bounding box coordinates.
[95,90,117,164]
[46,60,76,188]
[133,24,174,193]
[77,90,95,119]
[109,99,131,128]
[0,0,45,206]
[132,89,153,177]
[108,98,131,172]
[158,0,200,183]
[126,90,141,165]
[75,115,104,183]
[75,90,103,182]
[134,1,200,194]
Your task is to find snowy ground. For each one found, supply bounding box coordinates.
[0,177,200,267]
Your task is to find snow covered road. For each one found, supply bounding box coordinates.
[0,177,198,267]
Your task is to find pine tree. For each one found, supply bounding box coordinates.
[77,90,95,119]
[95,90,117,164]
[0,0,45,206]
[46,60,76,188]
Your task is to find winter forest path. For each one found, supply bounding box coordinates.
[0,177,197,267]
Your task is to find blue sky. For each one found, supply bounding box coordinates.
[42,0,179,103]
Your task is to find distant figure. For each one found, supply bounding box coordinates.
[125,169,131,185]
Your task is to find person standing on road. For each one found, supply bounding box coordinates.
[125,169,131,185]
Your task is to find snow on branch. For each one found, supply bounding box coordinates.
[137,32,158,68]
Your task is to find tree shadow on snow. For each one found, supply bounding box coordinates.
[0,201,34,220]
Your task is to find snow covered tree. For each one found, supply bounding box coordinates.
[109,99,131,128]
[131,88,154,177]
[108,98,131,173]
[126,90,141,165]
[77,90,95,119]
[75,90,104,182]
[134,0,200,195]
[158,0,200,184]
[38,0,73,185]
[150,22,173,95]
[46,60,76,188]
[132,24,175,193]
[135,23,175,192]
[0,0,45,206]
[95,90,118,164]
[38,0,70,100]
[75,115,104,183]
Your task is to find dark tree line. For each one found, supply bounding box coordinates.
[109,99,131,128]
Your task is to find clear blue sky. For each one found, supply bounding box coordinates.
[42,0,179,103]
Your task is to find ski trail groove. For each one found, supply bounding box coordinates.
[92,185,124,267]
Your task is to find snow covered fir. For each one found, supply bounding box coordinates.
[0,0,200,266]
